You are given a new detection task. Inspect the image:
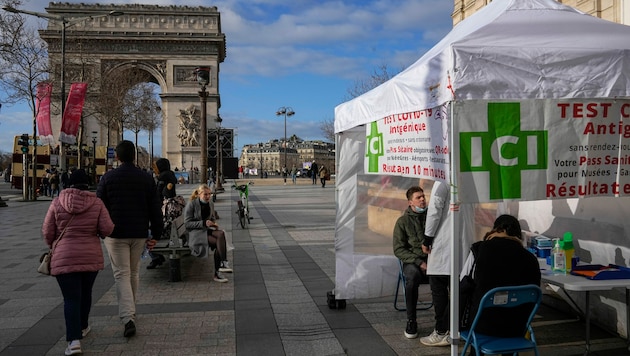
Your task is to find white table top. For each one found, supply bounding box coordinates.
[541,270,630,291]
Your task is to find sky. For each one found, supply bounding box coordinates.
[0,0,455,158]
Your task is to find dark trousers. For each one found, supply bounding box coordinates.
[207,229,227,272]
[56,271,98,341]
[403,263,425,321]
[429,275,450,333]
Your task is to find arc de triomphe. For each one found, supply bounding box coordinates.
[40,2,226,170]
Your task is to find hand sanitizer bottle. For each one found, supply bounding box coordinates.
[552,238,565,274]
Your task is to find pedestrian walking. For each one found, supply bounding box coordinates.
[41,169,115,355]
[96,140,163,338]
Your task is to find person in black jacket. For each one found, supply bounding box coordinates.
[97,140,163,338]
[464,215,541,339]
[146,158,178,269]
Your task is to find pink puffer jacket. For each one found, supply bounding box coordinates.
[42,188,115,275]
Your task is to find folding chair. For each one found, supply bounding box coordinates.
[394,259,433,311]
[460,284,542,356]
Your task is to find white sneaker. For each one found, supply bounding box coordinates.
[219,261,233,273]
[213,273,228,283]
[65,340,82,355]
[81,326,91,338]
[420,330,450,347]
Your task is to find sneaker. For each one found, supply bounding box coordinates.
[404,319,418,339]
[219,261,233,273]
[420,330,450,346]
[213,272,228,283]
[123,320,136,337]
[65,340,81,355]
[81,326,91,338]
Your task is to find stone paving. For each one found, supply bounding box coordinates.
[0,179,628,355]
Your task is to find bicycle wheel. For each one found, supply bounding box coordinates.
[238,209,247,229]
[243,207,249,228]
[237,200,246,229]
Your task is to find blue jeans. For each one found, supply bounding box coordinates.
[56,271,98,341]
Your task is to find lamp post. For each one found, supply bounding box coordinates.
[91,131,97,184]
[214,117,224,191]
[275,107,295,184]
[260,144,263,179]
[195,67,210,185]
[2,5,122,200]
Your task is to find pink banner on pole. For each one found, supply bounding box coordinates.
[36,82,54,146]
[59,82,88,144]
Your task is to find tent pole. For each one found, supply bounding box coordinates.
[449,100,461,356]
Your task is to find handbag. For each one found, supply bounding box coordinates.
[459,257,477,329]
[38,215,75,275]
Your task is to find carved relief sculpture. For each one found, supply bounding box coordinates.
[177,104,201,147]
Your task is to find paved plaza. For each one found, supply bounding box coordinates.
[0,179,627,355]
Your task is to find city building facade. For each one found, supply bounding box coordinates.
[239,139,335,177]
[453,0,628,25]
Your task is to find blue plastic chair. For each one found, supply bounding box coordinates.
[460,284,542,356]
[394,259,433,311]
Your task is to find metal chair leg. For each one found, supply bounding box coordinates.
[394,261,433,311]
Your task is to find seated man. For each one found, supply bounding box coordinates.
[393,186,428,339]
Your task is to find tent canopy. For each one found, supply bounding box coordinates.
[335,0,630,133]
[333,0,630,351]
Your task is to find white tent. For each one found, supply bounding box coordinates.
[334,0,630,353]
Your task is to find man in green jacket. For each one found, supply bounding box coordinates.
[393,186,428,339]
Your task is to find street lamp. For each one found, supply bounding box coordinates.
[2,5,122,199]
[91,131,97,184]
[276,107,295,184]
[214,116,224,191]
[195,67,210,185]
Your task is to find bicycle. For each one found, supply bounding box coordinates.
[232,181,253,229]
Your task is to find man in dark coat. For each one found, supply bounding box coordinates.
[97,140,162,338]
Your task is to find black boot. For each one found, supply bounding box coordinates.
[147,254,165,269]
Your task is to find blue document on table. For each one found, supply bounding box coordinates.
[571,264,630,280]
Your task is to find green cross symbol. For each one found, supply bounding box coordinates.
[366,121,384,173]
[460,102,548,200]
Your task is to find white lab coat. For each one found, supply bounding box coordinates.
[425,181,451,276]
[425,181,474,276]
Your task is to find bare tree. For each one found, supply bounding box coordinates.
[319,117,335,142]
[122,82,160,166]
[345,64,397,100]
[319,64,399,142]
[0,0,50,200]
[95,68,152,146]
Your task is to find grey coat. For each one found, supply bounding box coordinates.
[184,198,215,258]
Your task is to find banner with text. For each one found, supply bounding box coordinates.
[456,99,630,203]
[364,104,450,182]
[35,82,54,146]
[59,82,88,144]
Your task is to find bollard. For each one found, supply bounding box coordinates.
[169,254,181,282]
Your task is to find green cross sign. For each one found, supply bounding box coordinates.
[460,102,548,200]
[366,121,384,173]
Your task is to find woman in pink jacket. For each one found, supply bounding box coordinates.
[42,169,115,355]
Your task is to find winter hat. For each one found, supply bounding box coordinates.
[69,169,89,188]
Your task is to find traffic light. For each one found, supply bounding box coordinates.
[18,134,29,153]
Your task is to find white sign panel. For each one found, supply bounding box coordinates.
[456,100,630,203]
[364,105,450,182]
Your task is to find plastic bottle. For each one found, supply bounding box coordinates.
[141,230,152,260]
[552,238,565,273]
[561,231,575,272]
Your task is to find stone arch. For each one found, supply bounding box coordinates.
[39,2,226,170]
